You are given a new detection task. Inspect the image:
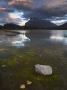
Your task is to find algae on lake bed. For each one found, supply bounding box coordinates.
[0,47,66,90]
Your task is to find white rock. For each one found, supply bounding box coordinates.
[35,64,52,75]
[20,84,25,89]
[1,65,6,68]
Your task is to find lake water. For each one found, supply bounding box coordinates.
[0,30,67,90]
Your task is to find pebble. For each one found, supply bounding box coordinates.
[20,84,26,89]
[26,80,32,85]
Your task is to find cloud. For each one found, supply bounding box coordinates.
[8,0,33,9]
[0,0,67,14]
[0,0,8,8]
[0,8,7,12]
[43,0,65,9]
[0,0,67,25]
[7,0,67,16]
[7,10,30,26]
[46,14,67,25]
[8,0,67,10]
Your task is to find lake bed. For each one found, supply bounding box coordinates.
[0,30,67,90]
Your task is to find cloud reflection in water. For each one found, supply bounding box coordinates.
[11,31,30,47]
[50,30,64,41]
[50,30,67,45]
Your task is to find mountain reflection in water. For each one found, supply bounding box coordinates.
[0,30,67,47]
[0,31,30,48]
[10,31,30,47]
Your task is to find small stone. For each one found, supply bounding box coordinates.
[1,65,6,68]
[35,64,52,76]
[20,84,25,89]
[0,48,8,51]
[19,56,22,58]
[26,80,32,85]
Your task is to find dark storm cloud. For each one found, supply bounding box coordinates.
[0,0,67,25]
[0,0,7,7]
[7,0,67,18]
[0,0,67,14]
[8,0,67,11]
[0,0,67,15]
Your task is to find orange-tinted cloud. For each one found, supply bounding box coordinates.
[0,8,7,12]
[8,0,67,11]
[43,0,65,9]
[8,0,32,6]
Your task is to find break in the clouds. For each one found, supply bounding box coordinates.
[0,0,67,26]
[7,10,30,26]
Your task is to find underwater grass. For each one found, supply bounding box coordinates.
[0,48,66,90]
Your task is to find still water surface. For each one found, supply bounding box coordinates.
[0,30,67,90]
[0,30,67,47]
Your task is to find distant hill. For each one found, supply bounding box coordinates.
[0,25,3,30]
[57,23,67,29]
[0,20,67,30]
[3,23,24,30]
[25,18,57,29]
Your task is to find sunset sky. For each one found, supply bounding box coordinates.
[0,0,67,26]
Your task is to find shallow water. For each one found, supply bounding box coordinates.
[0,30,67,90]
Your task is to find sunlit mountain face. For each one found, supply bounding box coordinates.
[0,0,67,26]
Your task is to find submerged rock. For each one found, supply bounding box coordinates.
[35,64,52,75]
[26,80,32,85]
[1,65,6,68]
[20,84,26,89]
[0,48,8,52]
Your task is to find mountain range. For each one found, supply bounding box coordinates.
[0,18,67,30]
[25,18,57,29]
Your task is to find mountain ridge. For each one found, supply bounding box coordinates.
[0,19,67,30]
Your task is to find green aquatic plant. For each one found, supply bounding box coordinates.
[0,48,65,90]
